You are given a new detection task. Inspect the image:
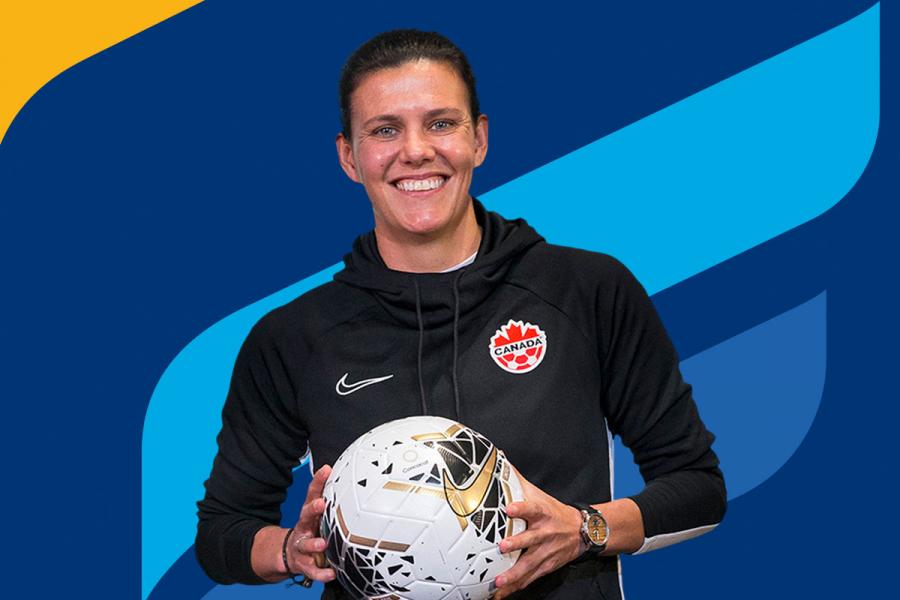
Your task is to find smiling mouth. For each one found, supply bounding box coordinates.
[393,176,448,192]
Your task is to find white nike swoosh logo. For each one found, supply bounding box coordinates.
[335,373,394,396]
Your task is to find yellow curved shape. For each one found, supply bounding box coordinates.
[0,0,202,144]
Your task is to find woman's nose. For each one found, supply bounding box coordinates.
[399,129,436,164]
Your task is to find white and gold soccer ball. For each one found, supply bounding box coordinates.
[321,416,526,600]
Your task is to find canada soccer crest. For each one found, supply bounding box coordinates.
[489,320,547,374]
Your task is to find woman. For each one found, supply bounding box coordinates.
[197,30,725,600]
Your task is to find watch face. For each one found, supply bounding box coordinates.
[587,513,608,545]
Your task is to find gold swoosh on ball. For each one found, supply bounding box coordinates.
[443,446,497,517]
[411,422,464,441]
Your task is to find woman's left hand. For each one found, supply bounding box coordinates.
[492,469,585,599]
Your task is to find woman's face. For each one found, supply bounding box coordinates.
[336,59,488,242]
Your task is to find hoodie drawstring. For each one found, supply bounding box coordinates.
[413,273,464,420]
[413,278,428,415]
[452,270,464,421]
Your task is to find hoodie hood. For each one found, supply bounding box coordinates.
[334,199,543,328]
[334,199,543,418]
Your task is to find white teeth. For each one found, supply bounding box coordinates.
[395,176,446,192]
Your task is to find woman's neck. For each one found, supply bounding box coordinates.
[376,205,481,273]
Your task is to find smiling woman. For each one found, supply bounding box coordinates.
[195,28,726,600]
[336,58,488,272]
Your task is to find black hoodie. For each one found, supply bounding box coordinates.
[196,200,726,599]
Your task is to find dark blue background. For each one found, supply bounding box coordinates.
[0,0,894,597]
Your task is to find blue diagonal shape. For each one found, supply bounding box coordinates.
[483,5,878,293]
[142,266,340,599]
[142,5,878,598]
[614,292,827,500]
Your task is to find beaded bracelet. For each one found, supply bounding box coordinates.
[281,527,313,588]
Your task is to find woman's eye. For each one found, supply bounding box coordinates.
[374,126,397,137]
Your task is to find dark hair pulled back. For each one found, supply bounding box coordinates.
[339,29,480,138]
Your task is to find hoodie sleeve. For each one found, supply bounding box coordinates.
[598,259,726,553]
[195,314,309,584]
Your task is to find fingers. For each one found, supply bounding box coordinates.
[286,532,336,583]
[498,530,539,554]
[305,464,332,502]
[495,546,562,599]
[295,534,327,555]
[493,468,583,597]
[505,501,545,521]
[291,467,335,579]
[494,493,576,597]
[494,552,539,598]
[494,528,552,593]
[297,465,332,533]
[297,496,327,533]
[302,563,336,582]
[494,527,542,595]
[290,557,336,583]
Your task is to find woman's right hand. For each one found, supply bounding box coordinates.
[250,465,336,583]
[284,465,336,582]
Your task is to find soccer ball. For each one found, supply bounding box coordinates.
[320,416,526,600]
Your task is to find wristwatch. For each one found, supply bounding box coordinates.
[572,503,609,553]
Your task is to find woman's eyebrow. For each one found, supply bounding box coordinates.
[424,107,465,119]
[361,114,401,129]
[361,108,466,130]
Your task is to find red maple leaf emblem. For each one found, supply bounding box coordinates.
[491,321,540,347]
[488,320,547,374]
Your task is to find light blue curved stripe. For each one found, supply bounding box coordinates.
[141,266,339,599]
[201,578,324,599]
[614,292,826,500]
[142,5,878,598]
[483,4,878,293]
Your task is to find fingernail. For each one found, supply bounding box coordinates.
[499,542,507,552]
[495,576,505,587]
